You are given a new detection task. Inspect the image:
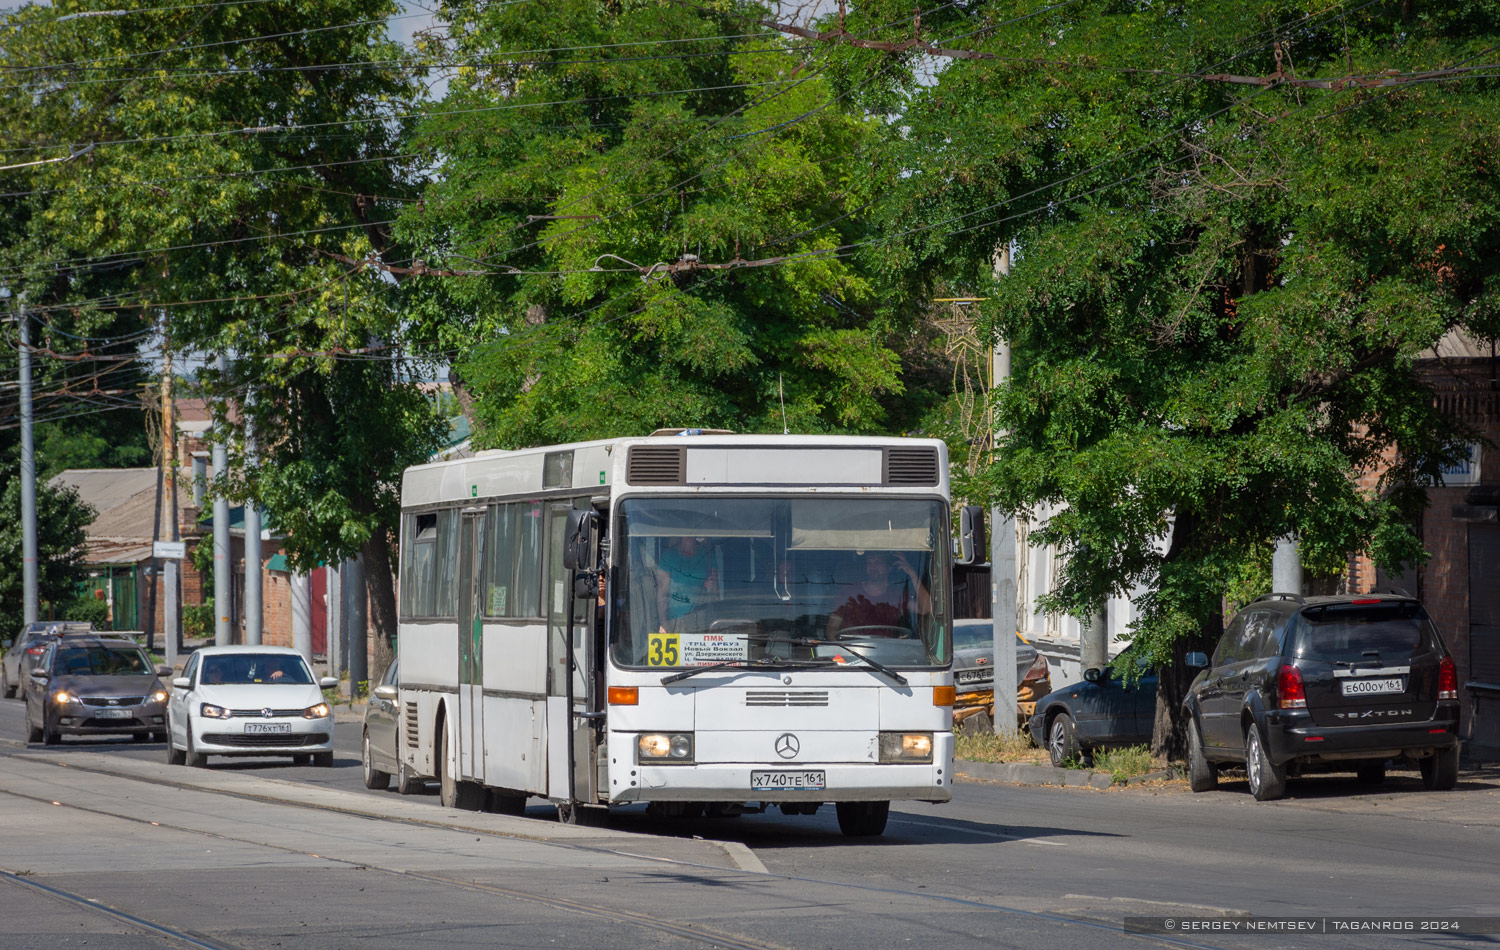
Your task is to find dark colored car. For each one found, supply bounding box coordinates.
[24,636,172,744]
[1026,650,1158,767]
[2,622,94,698]
[1182,591,1460,801]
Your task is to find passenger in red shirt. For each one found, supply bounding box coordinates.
[826,551,932,638]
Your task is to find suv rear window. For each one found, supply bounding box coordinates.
[1292,602,1438,664]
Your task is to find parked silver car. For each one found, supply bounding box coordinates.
[361,657,424,793]
[3,622,94,699]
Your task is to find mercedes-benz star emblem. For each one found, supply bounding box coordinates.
[774,733,799,759]
[261,708,274,719]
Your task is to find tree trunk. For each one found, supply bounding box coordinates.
[362,522,398,686]
[1149,511,1222,762]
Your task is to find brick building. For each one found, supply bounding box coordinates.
[1349,337,1500,762]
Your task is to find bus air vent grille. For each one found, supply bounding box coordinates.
[404,702,420,747]
[627,446,686,485]
[883,447,939,486]
[745,690,829,707]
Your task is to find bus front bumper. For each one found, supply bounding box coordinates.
[611,761,953,804]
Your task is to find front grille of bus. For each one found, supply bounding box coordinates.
[405,702,420,747]
[883,447,940,486]
[745,690,829,707]
[627,446,685,485]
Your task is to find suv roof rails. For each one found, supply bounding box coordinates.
[1252,592,1305,605]
[1367,586,1412,598]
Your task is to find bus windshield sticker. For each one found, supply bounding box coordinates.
[679,633,748,666]
[648,632,680,666]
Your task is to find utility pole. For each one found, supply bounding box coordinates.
[330,559,346,684]
[990,247,1018,736]
[326,561,342,680]
[243,418,262,645]
[18,296,38,626]
[1273,536,1303,596]
[347,553,367,704]
[213,352,231,645]
[291,570,311,663]
[162,349,180,669]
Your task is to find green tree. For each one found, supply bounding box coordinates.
[0,479,94,637]
[0,1,445,678]
[395,0,927,446]
[821,1,1499,753]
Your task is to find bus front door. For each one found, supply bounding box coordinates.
[547,503,594,802]
[458,510,485,783]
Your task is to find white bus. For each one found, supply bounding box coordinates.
[389,431,955,836]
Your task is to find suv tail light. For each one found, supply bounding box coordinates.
[1277,664,1307,709]
[27,646,46,655]
[1438,656,1458,700]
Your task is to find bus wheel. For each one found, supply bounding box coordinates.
[835,801,889,837]
[437,727,482,810]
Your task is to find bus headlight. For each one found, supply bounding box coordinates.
[879,732,934,763]
[638,733,694,764]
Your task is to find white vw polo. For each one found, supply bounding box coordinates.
[166,645,337,767]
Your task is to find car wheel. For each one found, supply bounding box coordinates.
[835,801,890,837]
[437,726,482,810]
[1047,712,1081,768]
[166,733,186,765]
[396,756,424,795]
[1355,761,1386,785]
[1,667,13,699]
[362,732,391,789]
[27,719,43,744]
[1187,718,1217,793]
[150,731,167,744]
[185,729,208,768]
[1244,726,1286,801]
[292,754,311,766]
[1420,746,1458,791]
[313,751,334,768]
[42,713,60,746]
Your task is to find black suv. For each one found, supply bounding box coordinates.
[1183,591,1460,801]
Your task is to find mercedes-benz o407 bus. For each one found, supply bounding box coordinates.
[390,432,955,836]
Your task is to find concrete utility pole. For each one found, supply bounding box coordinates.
[1272,536,1303,596]
[163,350,180,669]
[1081,605,1108,674]
[213,353,231,645]
[18,297,38,625]
[347,554,367,702]
[291,570,311,663]
[990,246,1019,736]
[326,561,342,679]
[243,420,262,645]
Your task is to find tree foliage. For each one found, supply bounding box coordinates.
[824,0,1500,750]
[396,0,933,446]
[0,479,94,637]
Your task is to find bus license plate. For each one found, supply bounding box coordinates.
[750,770,826,791]
[93,708,131,719]
[1341,677,1403,696]
[244,722,291,734]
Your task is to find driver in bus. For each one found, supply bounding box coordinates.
[656,535,717,634]
[826,550,931,638]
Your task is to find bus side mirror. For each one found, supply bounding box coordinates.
[563,509,598,571]
[958,505,985,565]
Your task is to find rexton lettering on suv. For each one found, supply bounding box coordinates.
[1183,590,1460,801]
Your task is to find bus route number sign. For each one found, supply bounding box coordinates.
[648,632,679,666]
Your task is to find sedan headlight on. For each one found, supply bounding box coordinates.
[879,732,934,763]
[303,703,331,719]
[148,690,169,704]
[200,703,229,719]
[52,690,75,705]
[638,733,693,763]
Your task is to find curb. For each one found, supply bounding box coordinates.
[954,758,1114,790]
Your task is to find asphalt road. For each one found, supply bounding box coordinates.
[3,693,1499,950]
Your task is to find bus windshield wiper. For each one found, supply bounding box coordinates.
[810,641,908,687]
[660,657,824,685]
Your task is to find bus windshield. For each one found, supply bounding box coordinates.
[612,497,949,670]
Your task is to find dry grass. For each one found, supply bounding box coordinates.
[1091,744,1156,783]
[954,724,1050,765]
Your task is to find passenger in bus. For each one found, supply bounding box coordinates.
[826,550,931,638]
[656,535,718,633]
